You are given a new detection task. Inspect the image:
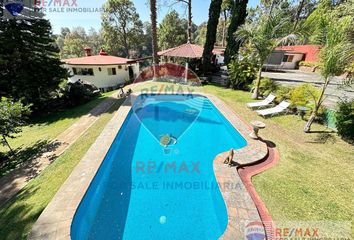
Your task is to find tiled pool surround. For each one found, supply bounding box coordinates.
[29,92,269,239]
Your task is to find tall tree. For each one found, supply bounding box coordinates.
[62,36,86,58]
[0,19,68,110]
[158,10,187,50]
[195,22,208,45]
[150,0,159,65]
[221,0,232,47]
[168,0,193,42]
[87,28,104,55]
[202,0,223,73]
[61,27,88,58]
[57,27,104,58]
[102,0,144,57]
[224,0,249,65]
[142,22,153,57]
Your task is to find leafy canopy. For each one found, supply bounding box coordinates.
[0,19,68,111]
[101,0,144,57]
[158,10,187,50]
[0,98,31,142]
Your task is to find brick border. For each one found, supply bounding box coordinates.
[238,141,280,239]
[29,92,269,239]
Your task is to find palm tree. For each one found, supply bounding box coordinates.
[303,17,353,132]
[150,0,159,66]
[236,13,295,99]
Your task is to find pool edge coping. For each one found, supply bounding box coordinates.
[28,92,269,240]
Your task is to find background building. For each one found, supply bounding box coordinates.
[63,48,140,92]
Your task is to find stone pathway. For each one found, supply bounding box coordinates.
[0,93,120,206]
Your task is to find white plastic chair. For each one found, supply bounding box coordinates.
[247,94,276,109]
[256,101,291,118]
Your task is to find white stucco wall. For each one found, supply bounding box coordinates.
[64,63,139,90]
[280,54,303,69]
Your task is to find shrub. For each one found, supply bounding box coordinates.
[254,77,279,97]
[0,98,31,153]
[228,59,257,90]
[336,100,354,143]
[63,80,101,107]
[275,86,293,102]
[290,84,320,108]
[344,61,354,74]
[299,61,320,68]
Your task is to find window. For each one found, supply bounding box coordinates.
[282,55,294,62]
[72,67,94,76]
[108,67,117,75]
[118,65,122,69]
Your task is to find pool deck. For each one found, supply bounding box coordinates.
[28,92,269,240]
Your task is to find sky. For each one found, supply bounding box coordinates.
[42,0,260,34]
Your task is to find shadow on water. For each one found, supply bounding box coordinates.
[71,109,139,240]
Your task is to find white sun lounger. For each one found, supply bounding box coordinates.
[246,94,276,109]
[256,101,290,117]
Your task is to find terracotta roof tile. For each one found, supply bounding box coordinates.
[63,55,132,65]
[158,43,222,59]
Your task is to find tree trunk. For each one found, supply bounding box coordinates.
[187,0,192,43]
[293,0,305,30]
[222,10,227,47]
[224,0,249,65]
[202,0,223,74]
[2,135,14,156]
[252,67,262,99]
[304,77,330,132]
[150,0,159,79]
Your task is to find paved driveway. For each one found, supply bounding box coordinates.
[262,70,354,108]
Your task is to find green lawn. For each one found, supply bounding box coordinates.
[0,91,117,177]
[0,99,124,240]
[0,83,352,239]
[202,85,354,235]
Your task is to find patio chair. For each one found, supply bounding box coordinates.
[256,101,291,118]
[246,94,276,109]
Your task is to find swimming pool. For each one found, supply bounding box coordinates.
[71,94,247,240]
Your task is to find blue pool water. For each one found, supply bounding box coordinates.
[71,94,247,240]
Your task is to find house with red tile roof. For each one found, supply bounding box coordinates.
[264,45,321,70]
[62,48,140,92]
